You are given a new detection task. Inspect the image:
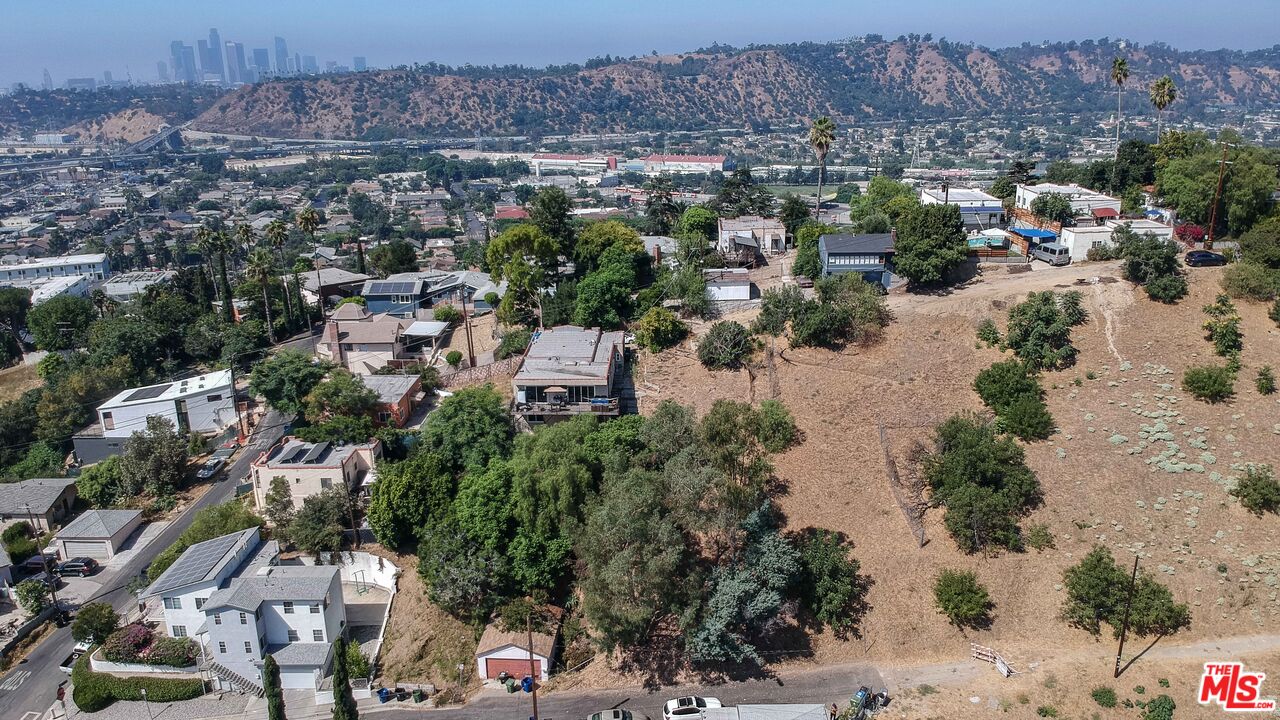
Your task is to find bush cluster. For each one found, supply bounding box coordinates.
[973,360,1054,441]
[1257,366,1276,395]
[101,623,196,667]
[1182,365,1235,403]
[975,318,1001,347]
[933,569,992,630]
[71,652,204,712]
[1230,465,1280,516]
[697,321,755,370]
[1092,687,1118,708]
[1004,291,1085,370]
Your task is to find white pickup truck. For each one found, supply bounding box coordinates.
[58,641,92,674]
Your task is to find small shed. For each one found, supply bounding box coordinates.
[53,509,143,561]
[703,268,752,301]
[475,619,559,682]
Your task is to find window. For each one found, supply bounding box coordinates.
[195,597,206,610]
[320,478,332,490]
[214,614,222,625]
[313,629,324,642]
[309,603,320,614]
[205,394,222,402]
[378,411,391,424]
[102,411,114,431]
[287,630,299,641]
[171,625,187,638]
[239,612,247,625]
[163,597,181,610]
[244,642,252,654]
[218,642,226,654]
[283,601,294,614]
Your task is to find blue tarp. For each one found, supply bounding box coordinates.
[1010,228,1057,239]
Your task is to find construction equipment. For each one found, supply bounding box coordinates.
[846,686,890,719]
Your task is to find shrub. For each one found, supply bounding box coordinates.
[1036,705,1059,717]
[494,328,532,360]
[1086,245,1119,261]
[148,637,197,667]
[1271,297,1280,326]
[1221,261,1280,301]
[102,623,153,663]
[445,350,463,367]
[792,529,871,637]
[1181,365,1235,403]
[1145,274,1188,303]
[1,521,31,545]
[756,400,798,453]
[697,321,754,370]
[1256,366,1276,395]
[633,306,688,352]
[933,569,992,630]
[1024,523,1055,551]
[1059,291,1087,325]
[1092,686,1118,708]
[15,579,50,614]
[1202,295,1242,357]
[346,640,371,678]
[1142,695,1176,720]
[973,360,1054,441]
[1005,291,1079,369]
[976,318,1001,347]
[431,304,461,324]
[1230,465,1280,516]
[1000,395,1056,441]
[71,653,204,712]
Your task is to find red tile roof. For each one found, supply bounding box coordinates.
[494,207,530,220]
[1091,207,1120,218]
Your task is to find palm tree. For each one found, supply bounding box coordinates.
[1111,57,1130,156]
[234,223,255,270]
[194,226,221,301]
[207,228,235,323]
[1149,75,1177,142]
[246,249,278,343]
[265,220,295,325]
[295,208,322,320]
[808,116,837,219]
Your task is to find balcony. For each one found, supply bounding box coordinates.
[515,397,620,416]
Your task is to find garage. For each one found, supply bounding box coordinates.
[484,658,540,680]
[474,615,559,682]
[53,509,143,562]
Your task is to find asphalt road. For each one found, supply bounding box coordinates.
[374,665,886,720]
[0,409,290,720]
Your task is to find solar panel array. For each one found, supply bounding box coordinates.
[368,281,418,295]
[150,530,247,594]
[123,383,173,402]
[300,441,330,464]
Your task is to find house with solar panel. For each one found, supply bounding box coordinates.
[72,370,237,464]
[249,436,381,513]
[315,303,450,375]
[359,270,506,318]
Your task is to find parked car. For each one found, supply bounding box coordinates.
[1185,250,1227,267]
[20,552,57,573]
[664,696,723,720]
[589,710,650,720]
[196,457,227,480]
[55,557,100,577]
[27,571,60,590]
[59,642,92,674]
[1031,242,1071,266]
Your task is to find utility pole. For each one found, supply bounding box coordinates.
[1206,143,1233,250]
[1113,554,1141,678]
[226,359,248,437]
[526,614,540,720]
[461,293,475,369]
[20,503,60,614]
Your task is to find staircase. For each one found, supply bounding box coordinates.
[207,659,265,697]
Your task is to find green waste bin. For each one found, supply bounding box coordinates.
[413,689,424,703]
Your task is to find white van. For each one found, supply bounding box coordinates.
[1032,242,1071,266]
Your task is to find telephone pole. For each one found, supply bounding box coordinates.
[527,614,540,720]
[1113,555,1141,678]
[1205,142,1233,250]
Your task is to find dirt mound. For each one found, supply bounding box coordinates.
[64,108,168,144]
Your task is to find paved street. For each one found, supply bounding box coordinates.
[0,409,291,720]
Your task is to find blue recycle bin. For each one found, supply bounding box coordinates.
[378,687,391,703]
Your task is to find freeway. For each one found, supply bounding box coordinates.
[0,409,290,720]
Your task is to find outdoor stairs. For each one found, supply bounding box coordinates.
[207,659,265,697]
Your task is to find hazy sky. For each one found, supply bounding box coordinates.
[5,0,1279,87]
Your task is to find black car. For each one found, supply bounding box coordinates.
[1186,250,1227,267]
[56,557,100,577]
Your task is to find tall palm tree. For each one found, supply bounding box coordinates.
[193,226,221,301]
[246,249,278,343]
[265,220,295,325]
[1149,75,1177,143]
[295,207,322,321]
[234,223,255,269]
[208,228,235,323]
[1111,57,1130,157]
[808,116,837,219]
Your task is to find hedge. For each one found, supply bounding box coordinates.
[71,652,205,712]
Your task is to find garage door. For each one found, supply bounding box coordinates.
[62,540,110,560]
[485,658,540,679]
[279,667,319,689]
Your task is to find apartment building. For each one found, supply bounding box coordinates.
[250,436,381,512]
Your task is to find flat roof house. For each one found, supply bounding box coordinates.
[920,187,1006,231]
[74,370,236,464]
[717,216,786,258]
[1014,183,1121,217]
[512,326,625,425]
[250,436,381,513]
[704,268,752,301]
[818,233,896,289]
[0,477,77,532]
[53,508,143,561]
[361,374,423,428]
[315,304,449,375]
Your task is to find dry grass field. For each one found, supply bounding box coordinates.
[0,362,41,403]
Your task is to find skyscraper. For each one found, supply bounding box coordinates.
[274,36,289,75]
[197,39,211,77]
[294,52,301,75]
[353,56,367,72]
[170,41,197,84]
[156,61,170,83]
[225,42,248,85]
[302,55,319,74]
[207,28,226,84]
[252,48,270,74]
[102,70,113,86]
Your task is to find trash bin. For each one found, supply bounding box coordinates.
[412,688,424,703]
[377,688,391,704]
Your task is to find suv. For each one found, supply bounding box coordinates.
[1031,242,1071,266]
[664,697,723,720]
[20,552,57,574]
[56,557,100,577]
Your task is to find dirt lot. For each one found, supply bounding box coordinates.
[0,362,41,403]
[628,261,1280,713]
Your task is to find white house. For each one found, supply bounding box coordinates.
[717,216,786,256]
[1014,184,1121,217]
[250,436,381,513]
[475,619,557,682]
[1060,218,1176,263]
[0,253,110,282]
[704,268,752,301]
[920,186,1006,229]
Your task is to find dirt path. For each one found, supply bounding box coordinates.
[886,260,1125,319]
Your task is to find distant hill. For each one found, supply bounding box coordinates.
[0,85,221,139]
[189,38,1280,139]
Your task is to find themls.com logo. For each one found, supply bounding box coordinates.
[1199,663,1276,712]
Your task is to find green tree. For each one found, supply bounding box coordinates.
[72,602,119,644]
[330,637,358,720]
[249,349,331,416]
[486,224,559,325]
[419,385,512,472]
[792,529,870,637]
[753,285,804,337]
[76,455,125,507]
[1148,76,1178,141]
[529,186,576,258]
[989,176,1015,199]
[26,295,94,350]
[1111,56,1129,150]
[15,579,50,614]
[634,307,688,352]
[0,287,31,359]
[677,205,719,245]
[289,488,347,558]
[578,468,688,650]
[1029,193,1075,226]
[792,223,837,280]
[245,248,279,343]
[893,203,967,286]
[933,569,992,630]
[1005,292,1082,370]
[756,399,798,453]
[263,476,296,538]
[1063,545,1190,638]
[119,416,189,498]
[644,176,681,235]
[263,654,287,720]
[265,219,295,325]
[808,116,837,217]
[367,452,455,549]
[779,194,810,237]
[366,240,419,277]
[1238,216,1280,270]
[697,321,754,370]
[303,370,379,423]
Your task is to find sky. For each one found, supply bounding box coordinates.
[4,0,1280,88]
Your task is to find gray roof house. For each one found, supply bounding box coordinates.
[818,233,897,289]
[512,326,625,425]
[0,477,77,532]
[53,509,143,561]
